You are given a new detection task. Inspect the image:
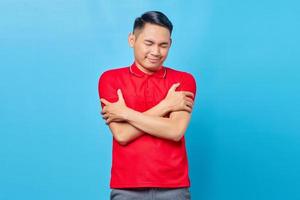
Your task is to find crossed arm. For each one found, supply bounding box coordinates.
[100,83,195,145]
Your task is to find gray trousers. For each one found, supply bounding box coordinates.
[110,187,191,200]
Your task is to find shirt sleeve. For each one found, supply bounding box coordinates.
[98,71,119,108]
[178,72,197,101]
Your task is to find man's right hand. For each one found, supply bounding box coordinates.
[160,83,195,114]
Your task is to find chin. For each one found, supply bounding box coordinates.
[146,64,162,71]
[146,61,163,68]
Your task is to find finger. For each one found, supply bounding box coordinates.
[102,114,109,120]
[184,105,192,113]
[169,83,180,92]
[101,106,107,114]
[105,117,110,124]
[186,101,193,109]
[185,97,194,104]
[117,89,125,102]
[106,118,112,124]
[100,98,111,105]
[182,91,194,98]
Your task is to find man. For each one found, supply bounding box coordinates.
[98,11,196,200]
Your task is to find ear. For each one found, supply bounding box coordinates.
[128,33,135,48]
[169,38,172,47]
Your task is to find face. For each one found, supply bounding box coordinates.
[128,23,172,74]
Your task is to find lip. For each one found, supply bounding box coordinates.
[147,57,161,63]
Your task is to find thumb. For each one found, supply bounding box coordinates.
[100,98,110,105]
[117,89,124,102]
[169,83,180,92]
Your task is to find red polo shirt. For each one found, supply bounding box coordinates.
[98,62,196,188]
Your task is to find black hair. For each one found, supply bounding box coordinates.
[133,11,173,35]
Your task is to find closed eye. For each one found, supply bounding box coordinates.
[144,42,153,46]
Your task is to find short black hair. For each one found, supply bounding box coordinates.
[133,11,173,35]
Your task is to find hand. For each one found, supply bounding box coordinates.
[100,89,129,124]
[161,83,194,113]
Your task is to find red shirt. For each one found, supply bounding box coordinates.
[98,62,196,188]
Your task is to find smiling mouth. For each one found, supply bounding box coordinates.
[147,57,161,63]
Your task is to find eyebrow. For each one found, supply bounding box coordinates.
[144,39,169,45]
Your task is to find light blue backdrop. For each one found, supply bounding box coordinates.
[1,0,299,199]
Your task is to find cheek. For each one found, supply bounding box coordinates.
[142,45,151,53]
[161,48,169,56]
[135,47,145,58]
[138,46,151,57]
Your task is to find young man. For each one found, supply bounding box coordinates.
[98,11,196,200]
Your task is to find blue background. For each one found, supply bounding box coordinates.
[1,0,299,199]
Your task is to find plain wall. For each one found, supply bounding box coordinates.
[1,0,299,199]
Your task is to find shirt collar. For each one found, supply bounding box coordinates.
[129,62,167,79]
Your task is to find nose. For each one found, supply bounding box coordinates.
[151,46,161,57]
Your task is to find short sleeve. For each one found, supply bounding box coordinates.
[98,71,119,108]
[178,73,197,101]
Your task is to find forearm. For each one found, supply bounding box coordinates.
[102,85,195,144]
[124,108,190,142]
[110,100,171,144]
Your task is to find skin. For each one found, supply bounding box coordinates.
[128,23,171,74]
[100,23,195,145]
